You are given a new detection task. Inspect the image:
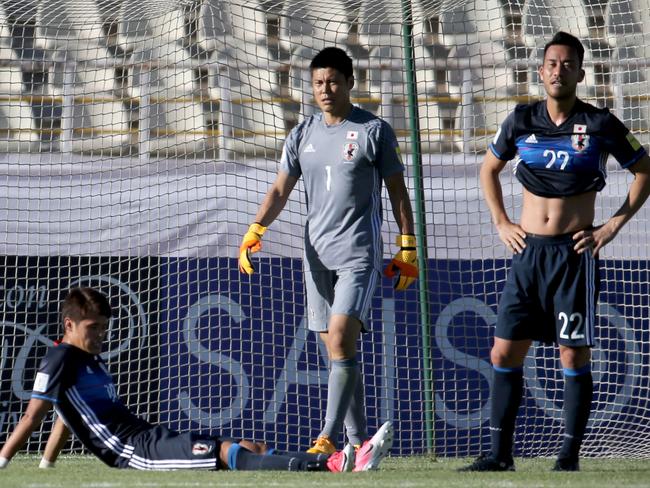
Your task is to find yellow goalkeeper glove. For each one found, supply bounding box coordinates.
[239,223,267,275]
[384,234,418,290]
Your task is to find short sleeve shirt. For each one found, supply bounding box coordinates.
[490,100,647,197]
[32,343,151,466]
[280,106,404,271]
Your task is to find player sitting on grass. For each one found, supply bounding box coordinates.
[0,287,393,472]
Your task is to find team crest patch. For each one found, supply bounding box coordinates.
[343,142,359,161]
[192,442,214,456]
[571,124,589,152]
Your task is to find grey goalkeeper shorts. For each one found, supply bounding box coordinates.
[304,266,380,333]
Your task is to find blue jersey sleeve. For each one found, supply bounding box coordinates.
[371,120,404,178]
[31,346,69,403]
[280,125,303,178]
[603,113,647,168]
[489,111,518,161]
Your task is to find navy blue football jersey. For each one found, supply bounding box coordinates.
[32,343,151,467]
[490,100,647,197]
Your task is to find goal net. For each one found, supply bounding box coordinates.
[1,0,649,459]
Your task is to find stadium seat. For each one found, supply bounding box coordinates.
[128,42,207,156]
[367,44,451,151]
[197,0,233,52]
[117,2,187,51]
[208,46,285,156]
[439,0,511,46]
[521,0,591,48]
[0,44,39,151]
[357,0,428,49]
[609,43,650,150]
[33,0,130,154]
[198,0,269,53]
[447,41,522,152]
[604,0,648,47]
[278,0,351,53]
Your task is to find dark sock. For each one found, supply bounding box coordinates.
[490,366,523,462]
[559,365,593,461]
[227,444,327,471]
[270,450,329,463]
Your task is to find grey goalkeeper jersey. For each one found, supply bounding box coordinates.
[280,106,404,271]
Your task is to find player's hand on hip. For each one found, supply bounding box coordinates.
[384,234,418,290]
[573,225,611,256]
[496,222,527,254]
[239,223,267,274]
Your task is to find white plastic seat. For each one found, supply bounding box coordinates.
[0,46,39,150]
[33,0,130,154]
[117,3,186,51]
[357,0,427,48]
[197,0,270,54]
[439,0,510,46]
[610,43,650,150]
[0,101,39,150]
[447,42,518,152]
[128,42,206,156]
[0,45,24,95]
[197,0,233,52]
[604,0,648,48]
[279,0,350,52]
[522,0,591,48]
[209,47,285,155]
[367,44,447,152]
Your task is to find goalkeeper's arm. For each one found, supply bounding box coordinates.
[383,172,417,290]
[239,171,299,274]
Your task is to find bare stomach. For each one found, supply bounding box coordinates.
[520,189,597,235]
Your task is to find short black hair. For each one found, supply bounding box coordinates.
[61,287,112,324]
[543,31,585,68]
[309,47,353,79]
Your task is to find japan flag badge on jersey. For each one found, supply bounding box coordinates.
[346,131,358,140]
[572,124,590,152]
[343,142,359,161]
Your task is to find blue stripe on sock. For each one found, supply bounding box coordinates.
[493,365,523,374]
[563,365,591,377]
[227,444,241,470]
[265,448,275,456]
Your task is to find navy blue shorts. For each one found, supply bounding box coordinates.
[495,232,599,346]
[115,425,226,470]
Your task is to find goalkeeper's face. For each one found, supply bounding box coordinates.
[311,67,354,117]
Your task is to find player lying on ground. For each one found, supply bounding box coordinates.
[0,287,394,472]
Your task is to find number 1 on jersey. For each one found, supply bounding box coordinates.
[325,165,331,192]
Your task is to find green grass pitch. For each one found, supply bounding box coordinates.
[3,455,650,487]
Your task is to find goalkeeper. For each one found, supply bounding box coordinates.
[239,47,416,455]
[0,288,394,472]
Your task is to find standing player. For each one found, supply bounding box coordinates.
[0,287,394,472]
[460,31,650,472]
[239,47,416,454]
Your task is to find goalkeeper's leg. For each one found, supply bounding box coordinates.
[344,375,368,447]
[317,317,362,447]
